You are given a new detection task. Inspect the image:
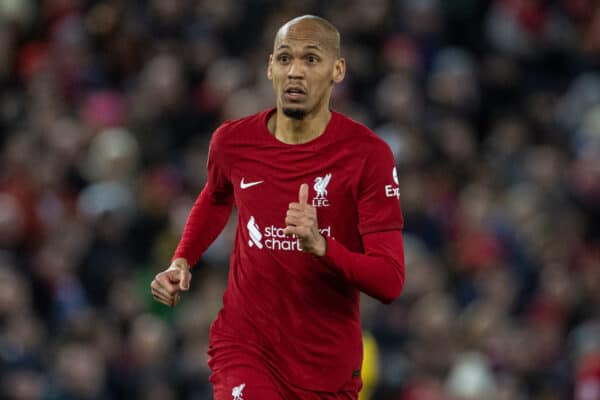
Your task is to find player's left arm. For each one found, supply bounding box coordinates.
[284,140,405,304]
[319,230,404,304]
[284,190,404,304]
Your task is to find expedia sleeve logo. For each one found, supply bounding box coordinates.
[385,167,400,199]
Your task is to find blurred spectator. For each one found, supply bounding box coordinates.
[46,341,108,400]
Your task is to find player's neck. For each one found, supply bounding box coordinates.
[269,108,331,145]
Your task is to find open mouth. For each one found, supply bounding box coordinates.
[284,86,307,101]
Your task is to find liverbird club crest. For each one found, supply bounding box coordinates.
[312,173,332,207]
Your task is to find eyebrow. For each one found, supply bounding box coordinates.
[276,44,323,52]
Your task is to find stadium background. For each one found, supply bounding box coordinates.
[1,0,600,399]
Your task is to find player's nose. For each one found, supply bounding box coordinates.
[287,59,305,79]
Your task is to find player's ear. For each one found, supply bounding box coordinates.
[267,54,273,80]
[332,57,346,84]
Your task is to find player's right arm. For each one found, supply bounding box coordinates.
[151,125,234,307]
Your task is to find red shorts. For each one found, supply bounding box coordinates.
[210,363,358,400]
[208,337,360,400]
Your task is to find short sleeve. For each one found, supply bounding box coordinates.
[357,141,404,235]
[206,124,233,204]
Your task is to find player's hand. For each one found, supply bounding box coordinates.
[150,258,191,307]
[283,183,327,256]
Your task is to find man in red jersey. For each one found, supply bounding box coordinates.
[151,15,405,400]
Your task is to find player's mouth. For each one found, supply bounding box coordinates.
[283,86,307,102]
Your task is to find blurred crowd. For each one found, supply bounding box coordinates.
[1,0,600,399]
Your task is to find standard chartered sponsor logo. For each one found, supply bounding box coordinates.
[246,216,332,251]
[246,216,263,249]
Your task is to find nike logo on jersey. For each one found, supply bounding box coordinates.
[240,178,264,189]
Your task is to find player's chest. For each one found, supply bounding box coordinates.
[229,150,359,222]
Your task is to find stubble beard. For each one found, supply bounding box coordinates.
[282,107,308,120]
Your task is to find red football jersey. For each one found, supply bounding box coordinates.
[184,109,403,391]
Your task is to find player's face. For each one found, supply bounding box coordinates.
[268,23,345,120]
